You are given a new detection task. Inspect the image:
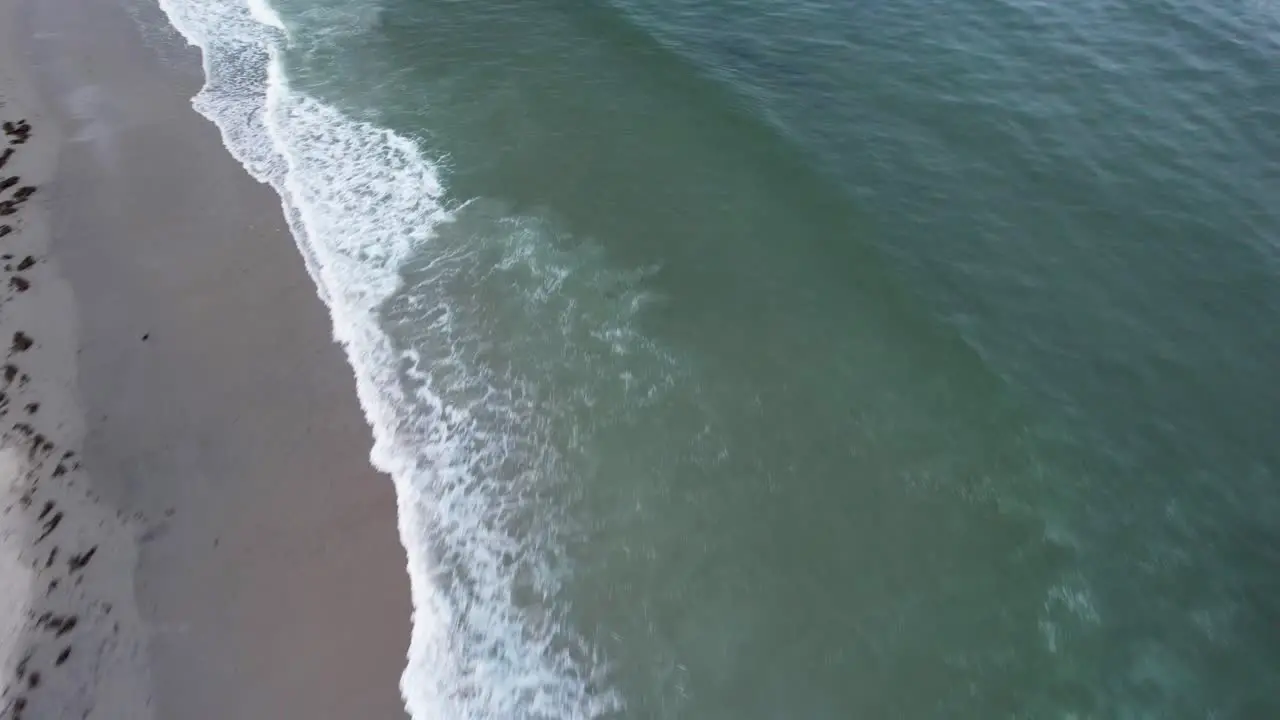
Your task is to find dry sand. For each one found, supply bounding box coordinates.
[2,3,152,718]
[2,0,413,716]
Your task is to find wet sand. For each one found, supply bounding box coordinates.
[2,0,412,716]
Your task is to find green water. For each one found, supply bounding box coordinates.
[258,0,1279,715]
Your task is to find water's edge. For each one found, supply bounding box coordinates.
[151,0,614,716]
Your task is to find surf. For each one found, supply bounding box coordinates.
[149,0,622,716]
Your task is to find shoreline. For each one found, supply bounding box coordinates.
[2,0,413,716]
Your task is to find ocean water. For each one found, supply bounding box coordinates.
[153,0,1280,717]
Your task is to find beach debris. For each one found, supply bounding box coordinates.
[39,613,78,640]
[10,276,29,292]
[0,185,32,213]
[30,433,49,458]
[2,119,31,144]
[68,546,97,572]
[3,364,18,383]
[16,256,34,271]
[52,616,78,638]
[11,331,32,352]
[24,401,37,413]
[141,333,150,341]
[35,511,62,543]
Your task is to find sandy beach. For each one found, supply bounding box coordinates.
[1,0,412,717]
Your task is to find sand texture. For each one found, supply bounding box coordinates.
[2,0,413,716]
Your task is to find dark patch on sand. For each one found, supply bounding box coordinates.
[68,546,96,573]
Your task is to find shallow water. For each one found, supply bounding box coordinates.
[158,0,1280,716]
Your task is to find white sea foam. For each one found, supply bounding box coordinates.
[246,0,286,33]
[150,0,619,716]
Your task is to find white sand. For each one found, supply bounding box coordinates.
[2,2,153,716]
[2,0,412,716]
[0,449,37,679]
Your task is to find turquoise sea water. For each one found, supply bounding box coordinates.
[159,0,1280,716]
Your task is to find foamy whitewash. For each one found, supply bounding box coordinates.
[149,0,623,716]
